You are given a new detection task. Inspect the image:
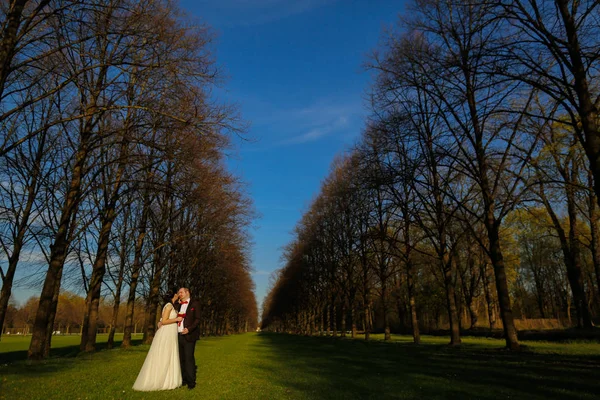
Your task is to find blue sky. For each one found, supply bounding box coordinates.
[10,1,407,307]
[178,0,407,310]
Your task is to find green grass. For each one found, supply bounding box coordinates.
[1,333,599,399]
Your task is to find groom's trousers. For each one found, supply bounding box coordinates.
[178,334,197,387]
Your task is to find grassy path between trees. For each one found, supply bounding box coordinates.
[1,333,600,399]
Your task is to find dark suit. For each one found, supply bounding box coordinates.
[177,298,201,388]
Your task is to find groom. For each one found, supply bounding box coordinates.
[177,287,201,389]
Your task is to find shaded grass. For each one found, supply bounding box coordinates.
[1,333,599,399]
[355,333,600,355]
[258,333,600,399]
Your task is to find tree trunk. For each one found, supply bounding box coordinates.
[326,304,331,336]
[107,212,128,349]
[541,178,594,329]
[121,196,150,348]
[80,207,117,352]
[467,298,478,330]
[531,264,547,319]
[332,302,337,337]
[319,307,324,336]
[565,238,593,328]
[143,244,167,344]
[81,136,129,352]
[565,183,594,329]
[382,281,390,341]
[407,260,420,344]
[0,226,29,340]
[364,302,370,341]
[0,0,33,98]
[487,220,520,350]
[587,172,600,304]
[340,302,346,338]
[42,265,63,358]
[442,254,461,345]
[28,132,91,360]
[481,262,496,331]
[350,297,357,338]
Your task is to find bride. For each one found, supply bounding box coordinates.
[133,290,183,391]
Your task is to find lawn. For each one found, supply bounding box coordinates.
[1,333,599,399]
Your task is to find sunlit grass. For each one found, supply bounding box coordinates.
[1,333,599,399]
[0,333,144,353]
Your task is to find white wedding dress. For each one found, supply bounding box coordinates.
[133,303,182,391]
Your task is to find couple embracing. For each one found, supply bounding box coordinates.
[133,287,201,391]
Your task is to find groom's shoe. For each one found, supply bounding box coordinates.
[188,383,196,390]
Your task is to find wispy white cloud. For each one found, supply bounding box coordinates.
[280,115,349,145]
[242,95,364,147]
[222,89,366,153]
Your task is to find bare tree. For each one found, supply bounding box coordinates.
[496,0,600,206]
[531,120,594,328]
[391,0,542,349]
[0,97,55,339]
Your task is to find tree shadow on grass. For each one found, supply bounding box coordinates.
[252,333,600,400]
[0,337,144,367]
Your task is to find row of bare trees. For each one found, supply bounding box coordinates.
[0,0,258,359]
[2,292,147,336]
[261,0,600,350]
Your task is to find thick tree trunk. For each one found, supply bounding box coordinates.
[565,164,594,328]
[565,239,593,328]
[487,220,520,350]
[42,265,64,358]
[80,208,117,352]
[442,255,461,345]
[565,185,594,329]
[106,307,119,349]
[28,133,91,360]
[0,0,52,101]
[0,0,29,98]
